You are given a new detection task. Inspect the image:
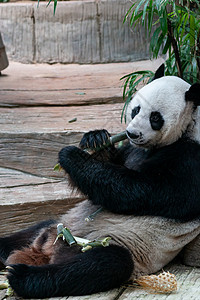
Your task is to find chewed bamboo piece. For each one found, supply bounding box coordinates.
[134,271,177,294]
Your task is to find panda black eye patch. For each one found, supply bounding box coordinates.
[131,106,140,119]
[150,111,164,130]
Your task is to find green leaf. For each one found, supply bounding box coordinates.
[46,0,57,14]
[75,92,86,95]
[130,11,143,29]
[162,36,170,54]
[46,0,51,8]
[134,0,147,17]
[142,0,150,23]
[53,0,57,15]
[124,3,136,24]
[178,13,188,42]
[154,32,165,57]
[148,0,155,34]
[189,14,195,53]
[159,8,168,35]
[150,26,162,54]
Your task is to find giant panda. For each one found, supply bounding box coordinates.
[1,65,200,298]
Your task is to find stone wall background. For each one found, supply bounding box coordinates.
[0,0,151,63]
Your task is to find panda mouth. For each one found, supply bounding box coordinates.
[128,137,151,148]
[126,131,149,147]
[128,138,145,146]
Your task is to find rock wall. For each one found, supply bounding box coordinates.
[0,0,150,63]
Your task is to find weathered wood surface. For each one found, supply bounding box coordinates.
[120,264,200,300]
[0,104,125,177]
[0,167,83,235]
[0,60,163,107]
[0,104,124,133]
[0,1,151,64]
[0,264,200,300]
[2,59,198,300]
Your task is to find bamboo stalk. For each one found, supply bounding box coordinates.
[109,131,127,145]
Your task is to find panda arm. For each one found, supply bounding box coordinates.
[59,146,157,215]
[59,144,200,220]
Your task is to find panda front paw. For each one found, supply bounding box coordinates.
[79,129,111,150]
[59,146,90,174]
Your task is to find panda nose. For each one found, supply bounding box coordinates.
[126,130,140,140]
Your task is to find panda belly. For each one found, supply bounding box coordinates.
[60,200,200,278]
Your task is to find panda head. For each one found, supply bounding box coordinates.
[126,64,200,149]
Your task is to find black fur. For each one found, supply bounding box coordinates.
[131,106,140,119]
[59,136,200,221]
[150,111,164,130]
[7,245,133,298]
[152,63,165,80]
[185,83,200,106]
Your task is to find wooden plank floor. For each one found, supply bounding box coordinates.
[1,59,200,299]
[0,264,200,299]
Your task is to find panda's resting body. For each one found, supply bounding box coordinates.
[1,66,200,298]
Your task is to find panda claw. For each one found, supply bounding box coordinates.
[6,265,14,271]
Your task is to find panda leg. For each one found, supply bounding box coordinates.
[0,220,55,267]
[7,245,133,299]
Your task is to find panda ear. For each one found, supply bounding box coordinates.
[185,83,200,106]
[152,64,165,81]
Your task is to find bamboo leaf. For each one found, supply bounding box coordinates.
[162,36,170,54]
[179,13,188,42]
[189,14,195,54]
[124,3,136,23]
[150,26,162,53]
[130,11,143,29]
[154,33,165,57]
[53,0,57,15]
[46,0,57,14]
[142,0,150,23]
[134,0,147,17]
[159,7,168,35]
[148,0,155,34]
[46,0,51,7]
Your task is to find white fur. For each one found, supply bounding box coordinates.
[59,200,200,278]
[126,76,195,148]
